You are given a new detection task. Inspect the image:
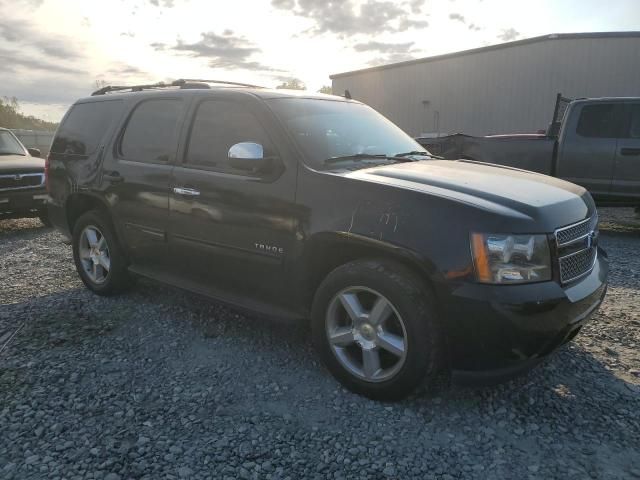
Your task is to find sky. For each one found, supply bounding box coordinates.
[0,0,639,122]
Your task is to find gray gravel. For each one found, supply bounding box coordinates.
[1,209,639,480]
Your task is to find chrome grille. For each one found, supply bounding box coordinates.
[559,248,597,284]
[556,218,591,245]
[554,214,598,284]
[0,173,44,191]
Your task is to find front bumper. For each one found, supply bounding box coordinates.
[0,189,48,220]
[445,247,608,384]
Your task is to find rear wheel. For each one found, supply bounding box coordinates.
[72,210,132,296]
[312,259,443,400]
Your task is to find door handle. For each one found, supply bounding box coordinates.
[620,147,640,156]
[103,170,124,183]
[173,187,200,197]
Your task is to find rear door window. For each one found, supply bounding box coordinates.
[51,100,123,155]
[576,103,624,138]
[185,100,275,175]
[120,99,184,163]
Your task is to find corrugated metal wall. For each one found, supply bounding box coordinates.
[331,35,640,137]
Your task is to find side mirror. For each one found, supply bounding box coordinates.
[27,147,41,158]
[228,142,271,172]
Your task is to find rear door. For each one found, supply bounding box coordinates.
[101,97,187,268]
[556,102,624,198]
[168,94,299,308]
[611,102,640,200]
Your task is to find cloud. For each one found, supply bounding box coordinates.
[498,27,520,42]
[407,0,425,14]
[149,0,177,7]
[105,63,149,78]
[162,31,282,72]
[272,0,429,36]
[368,52,415,66]
[354,41,415,53]
[0,20,83,60]
[449,12,465,23]
[0,47,83,75]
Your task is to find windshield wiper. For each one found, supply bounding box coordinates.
[324,153,414,165]
[394,150,443,159]
[0,152,25,156]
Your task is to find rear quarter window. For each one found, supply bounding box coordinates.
[51,100,123,155]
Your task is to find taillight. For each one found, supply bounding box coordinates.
[45,153,51,192]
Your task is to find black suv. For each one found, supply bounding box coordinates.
[47,80,608,400]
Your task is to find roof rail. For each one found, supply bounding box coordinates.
[91,78,264,96]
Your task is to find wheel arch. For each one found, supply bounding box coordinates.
[65,192,114,234]
[300,232,442,311]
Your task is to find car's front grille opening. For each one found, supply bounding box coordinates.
[554,215,598,284]
[0,173,44,191]
[559,248,597,284]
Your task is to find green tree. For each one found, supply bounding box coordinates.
[276,78,306,90]
[318,85,332,94]
[0,97,58,131]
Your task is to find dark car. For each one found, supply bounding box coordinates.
[0,127,49,224]
[47,80,608,400]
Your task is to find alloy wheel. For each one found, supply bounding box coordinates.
[326,286,408,382]
[78,225,111,284]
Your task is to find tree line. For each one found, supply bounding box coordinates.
[0,97,58,131]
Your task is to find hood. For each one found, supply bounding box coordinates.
[0,155,45,174]
[346,160,592,226]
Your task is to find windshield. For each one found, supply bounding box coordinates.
[0,130,26,156]
[267,98,428,169]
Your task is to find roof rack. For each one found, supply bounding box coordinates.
[91,78,264,96]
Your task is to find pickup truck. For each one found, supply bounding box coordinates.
[417,95,640,208]
[0,127,49,224]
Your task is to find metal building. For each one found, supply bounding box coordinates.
[330,32,640,137]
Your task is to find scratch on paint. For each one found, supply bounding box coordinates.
[393,215,398,232]
[347,206,358,235]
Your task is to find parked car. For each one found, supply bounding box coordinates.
[418,95,640,208]
[47,80,608,400]
[0,127,49,225]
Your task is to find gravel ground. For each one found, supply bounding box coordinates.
[0,208,639,480]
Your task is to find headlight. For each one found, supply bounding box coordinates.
[471,233,551,284]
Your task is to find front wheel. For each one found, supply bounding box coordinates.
[311,260,443,401]
[72,210,132,296]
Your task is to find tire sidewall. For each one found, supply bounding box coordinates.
[72,210,128,295]
[311,260,440,400]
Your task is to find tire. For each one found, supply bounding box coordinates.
[72,209,132,296]
[311,259,443,401]
[38,210,52,227]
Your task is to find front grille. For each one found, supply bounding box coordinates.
[554,215,598,284]
[0,173,44,191]
[559,248,597,284]
[556,219,590,245]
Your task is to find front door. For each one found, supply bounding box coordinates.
[556,102,623,199]
[102,97,186,268]
[168,96,299,308]
[612,103,640,201]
